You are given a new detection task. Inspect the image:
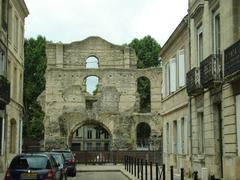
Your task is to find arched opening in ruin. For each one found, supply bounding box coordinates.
[86,56,99,68]
[136,122,151,150]
[137,76,151,113]
[85,76,99,96]
[71,122,111,151]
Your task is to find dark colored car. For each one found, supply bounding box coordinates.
[4,153,61,180]
[51,149,76,177]
[49,152,67,180]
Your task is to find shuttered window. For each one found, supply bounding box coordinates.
[170,58,177,92]
[178,49,185,87]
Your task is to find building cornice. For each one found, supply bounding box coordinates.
[159,15,188,57]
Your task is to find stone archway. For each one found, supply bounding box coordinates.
[68,119,113,151]
[136,122,151,150]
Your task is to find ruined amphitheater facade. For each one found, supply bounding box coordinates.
[38,36,162,150]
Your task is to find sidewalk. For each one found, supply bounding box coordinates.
[77,164,137,180]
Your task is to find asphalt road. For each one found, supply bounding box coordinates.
[68,171,130,180]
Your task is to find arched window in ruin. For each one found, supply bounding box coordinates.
[85,76,99,95]
[86,56,99,68]
[137,76,151,113]
[10,119,17,153]
[71,123,111,151]
[136,122,151,149]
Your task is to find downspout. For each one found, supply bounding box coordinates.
[187,4,193,173]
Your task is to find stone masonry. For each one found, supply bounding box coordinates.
[38,36,162,150]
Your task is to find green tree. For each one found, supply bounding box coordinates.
[129,35,161,68]
[129,35,161,112]
[23,36,47,140]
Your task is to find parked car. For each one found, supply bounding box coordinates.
[52,149,76,177]
[4,153,62,180]
[49,152,67,180]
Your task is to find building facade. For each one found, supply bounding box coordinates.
[160,16,191,177]
[0,0,28,171]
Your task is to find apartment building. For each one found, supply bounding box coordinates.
[161,0,240,179]
[160,16,191,177]
[0,0,28,171]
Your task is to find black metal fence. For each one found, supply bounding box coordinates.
[73,150,162,165]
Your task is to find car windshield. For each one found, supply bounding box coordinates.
[63,152,72,159]
[52,154,64,164]
[10,156,50,170]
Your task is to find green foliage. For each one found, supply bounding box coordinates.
[129,35,161,69]
[23,36,47,140]
[129,35,161,112]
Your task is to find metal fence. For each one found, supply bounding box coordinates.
[73,150,162,165]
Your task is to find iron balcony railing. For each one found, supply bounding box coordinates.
[186,67,203,96]
[200,54,222,88]
[0,76,10,109]
[224,40,240,80]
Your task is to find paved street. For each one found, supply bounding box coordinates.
[69,172,130,180]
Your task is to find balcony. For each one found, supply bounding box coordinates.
[224,40,240,81]
[186,67,203,96]
[0,76,10,109]
[200,54,222,88]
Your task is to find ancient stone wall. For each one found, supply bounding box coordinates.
[39,36,162,150]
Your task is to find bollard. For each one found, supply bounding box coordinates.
[141,159,143,180]
[162,164,165,180]
[137,159,140,179]
[126,156,128,171]
[132,157,134,175]
[145,160,148,180]
[156,162,159,180]
[134,158,136,177]
[170,166,174,180]
[193,171,198,180]
[150,162,152,180]
[181,168,184,180]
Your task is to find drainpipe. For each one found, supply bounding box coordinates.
[187,5,193,171]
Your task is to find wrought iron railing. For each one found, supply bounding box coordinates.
[224,40,240,79]
[186,67,203,96]
[0,76,10,109]
[200,54,222,88]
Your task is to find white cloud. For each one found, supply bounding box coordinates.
[25,0,188,46]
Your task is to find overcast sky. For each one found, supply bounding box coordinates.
[24,0,188,46]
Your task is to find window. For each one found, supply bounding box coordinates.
[14,15,19,50]
[178,49,185,87]
[87,130,92,139]
[20,26,24,57]
[86,143,92,151]
[1,0,7,31]
[170,58,177,93]
[86,56,99,68]
[236,95,240,156]
[75,129,79,137]
[19,74,23,103]
[0,49,6,75]
[85,76,99,95]
[165,63,170,96]
[10,119,17,153]
[181,118,185,154]
[173,120,177,154]
[137,77,151,113]
[8,4,13,42]
[166,123,170,152]
[198,112,204,154]
[213,10,220,54]
[96,143,101,151]
[197,25,203,65]
[96,129,100,139]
